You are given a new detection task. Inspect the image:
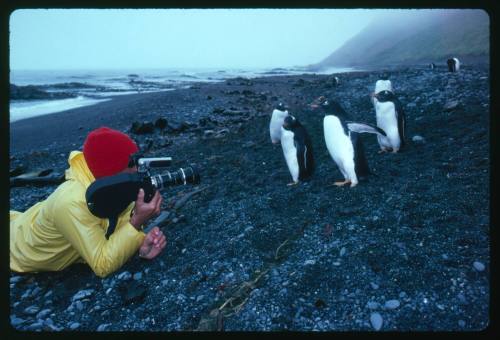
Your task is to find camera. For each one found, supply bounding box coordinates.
[85,156,200,238]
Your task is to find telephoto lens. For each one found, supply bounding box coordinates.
[152,165,200,190]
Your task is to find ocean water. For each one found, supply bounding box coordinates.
[9,66,354,122]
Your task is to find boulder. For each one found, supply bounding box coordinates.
[130,121,155,134]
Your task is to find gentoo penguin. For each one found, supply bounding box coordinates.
[447,58,460,72]
[429,63,436,70]
[372,89,406,153]
[269,102,289,144]
[280,115,314,186]
[316,98,386,187]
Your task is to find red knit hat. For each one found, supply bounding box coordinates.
[83,127,139,179]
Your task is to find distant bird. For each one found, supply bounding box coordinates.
[280,115,315,186]
[314,98,386,187]
[371,74,406,153]
[447,57,460,72]
[269,102,289,144]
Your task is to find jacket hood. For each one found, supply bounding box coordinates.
[65,151,96,188]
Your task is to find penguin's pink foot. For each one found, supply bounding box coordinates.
[334,180,351,187]
[378,148,390,154]
[392,148,399,153]
[349,182,358,188]
[287,181,299,186]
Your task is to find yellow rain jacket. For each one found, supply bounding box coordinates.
[10,151,146,278]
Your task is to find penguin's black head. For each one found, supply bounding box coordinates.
[275,102,287,111]
[379,72,390,81]
[310,96,345,115]
[374,90,394,102]
[309,95,326,109]
[282,115,298,130]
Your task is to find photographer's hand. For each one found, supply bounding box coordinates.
[139,226,167,260]
[130,189,163,230]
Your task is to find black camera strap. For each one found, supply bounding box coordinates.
[105,215,119,240]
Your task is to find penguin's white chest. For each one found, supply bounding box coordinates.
[280,128,299,181]
[323,116,354,164]
[269,110,288,143]
[374,100,400,148]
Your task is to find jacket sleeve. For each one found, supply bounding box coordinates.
[53,196,146,278]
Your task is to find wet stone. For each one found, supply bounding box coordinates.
[117,271,132,280]
[72,289,94,301]
[36,308,52,319]
[24,305,40,315]
[26,322,44,331]
[384,299,400,309]
[11,316,26,327]
[370,312,383,331]
[473,261,485,271]
[69,322,81,330]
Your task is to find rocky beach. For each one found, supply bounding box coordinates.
[9,64,490,331]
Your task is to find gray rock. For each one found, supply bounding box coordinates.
[47,323,63,331]
[339,247,346,257]
[458,320,466,327]
[69,322,81,330]
[384,299,400,309]
[370,282,379,290]
[443,100,459,111]
[26,322,44,331]
[24,305,40,315]
[370,312,383,331]
[117,271,132,280]
[36,308,52,319]
[133,272,143,280]
[75,300,84,311]
[11,316,26,327]
[31,286,43,296]
[72,289,94,301]
[44,290,53,298]
[21,289,32,300]
[473,261,485,271]
[10,276,23,284]
[97,323,112,331]
[412,135,425,143]
[366,301,380,309]
[304,259,316,265]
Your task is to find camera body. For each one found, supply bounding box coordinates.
[86,156,200,221]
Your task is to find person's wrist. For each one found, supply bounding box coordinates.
[130,215,144,231]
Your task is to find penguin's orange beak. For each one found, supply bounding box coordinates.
[309,96,325,109]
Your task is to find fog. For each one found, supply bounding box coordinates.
[10,9,382,70]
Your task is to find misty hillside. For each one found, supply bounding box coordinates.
[311,9,489,69]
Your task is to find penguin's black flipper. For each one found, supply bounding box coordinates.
[350,133,371,178]
[393,98,406,147]
[346,122,387,137]
[294,140,310,181]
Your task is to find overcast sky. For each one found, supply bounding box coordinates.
[10,9,383,70]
